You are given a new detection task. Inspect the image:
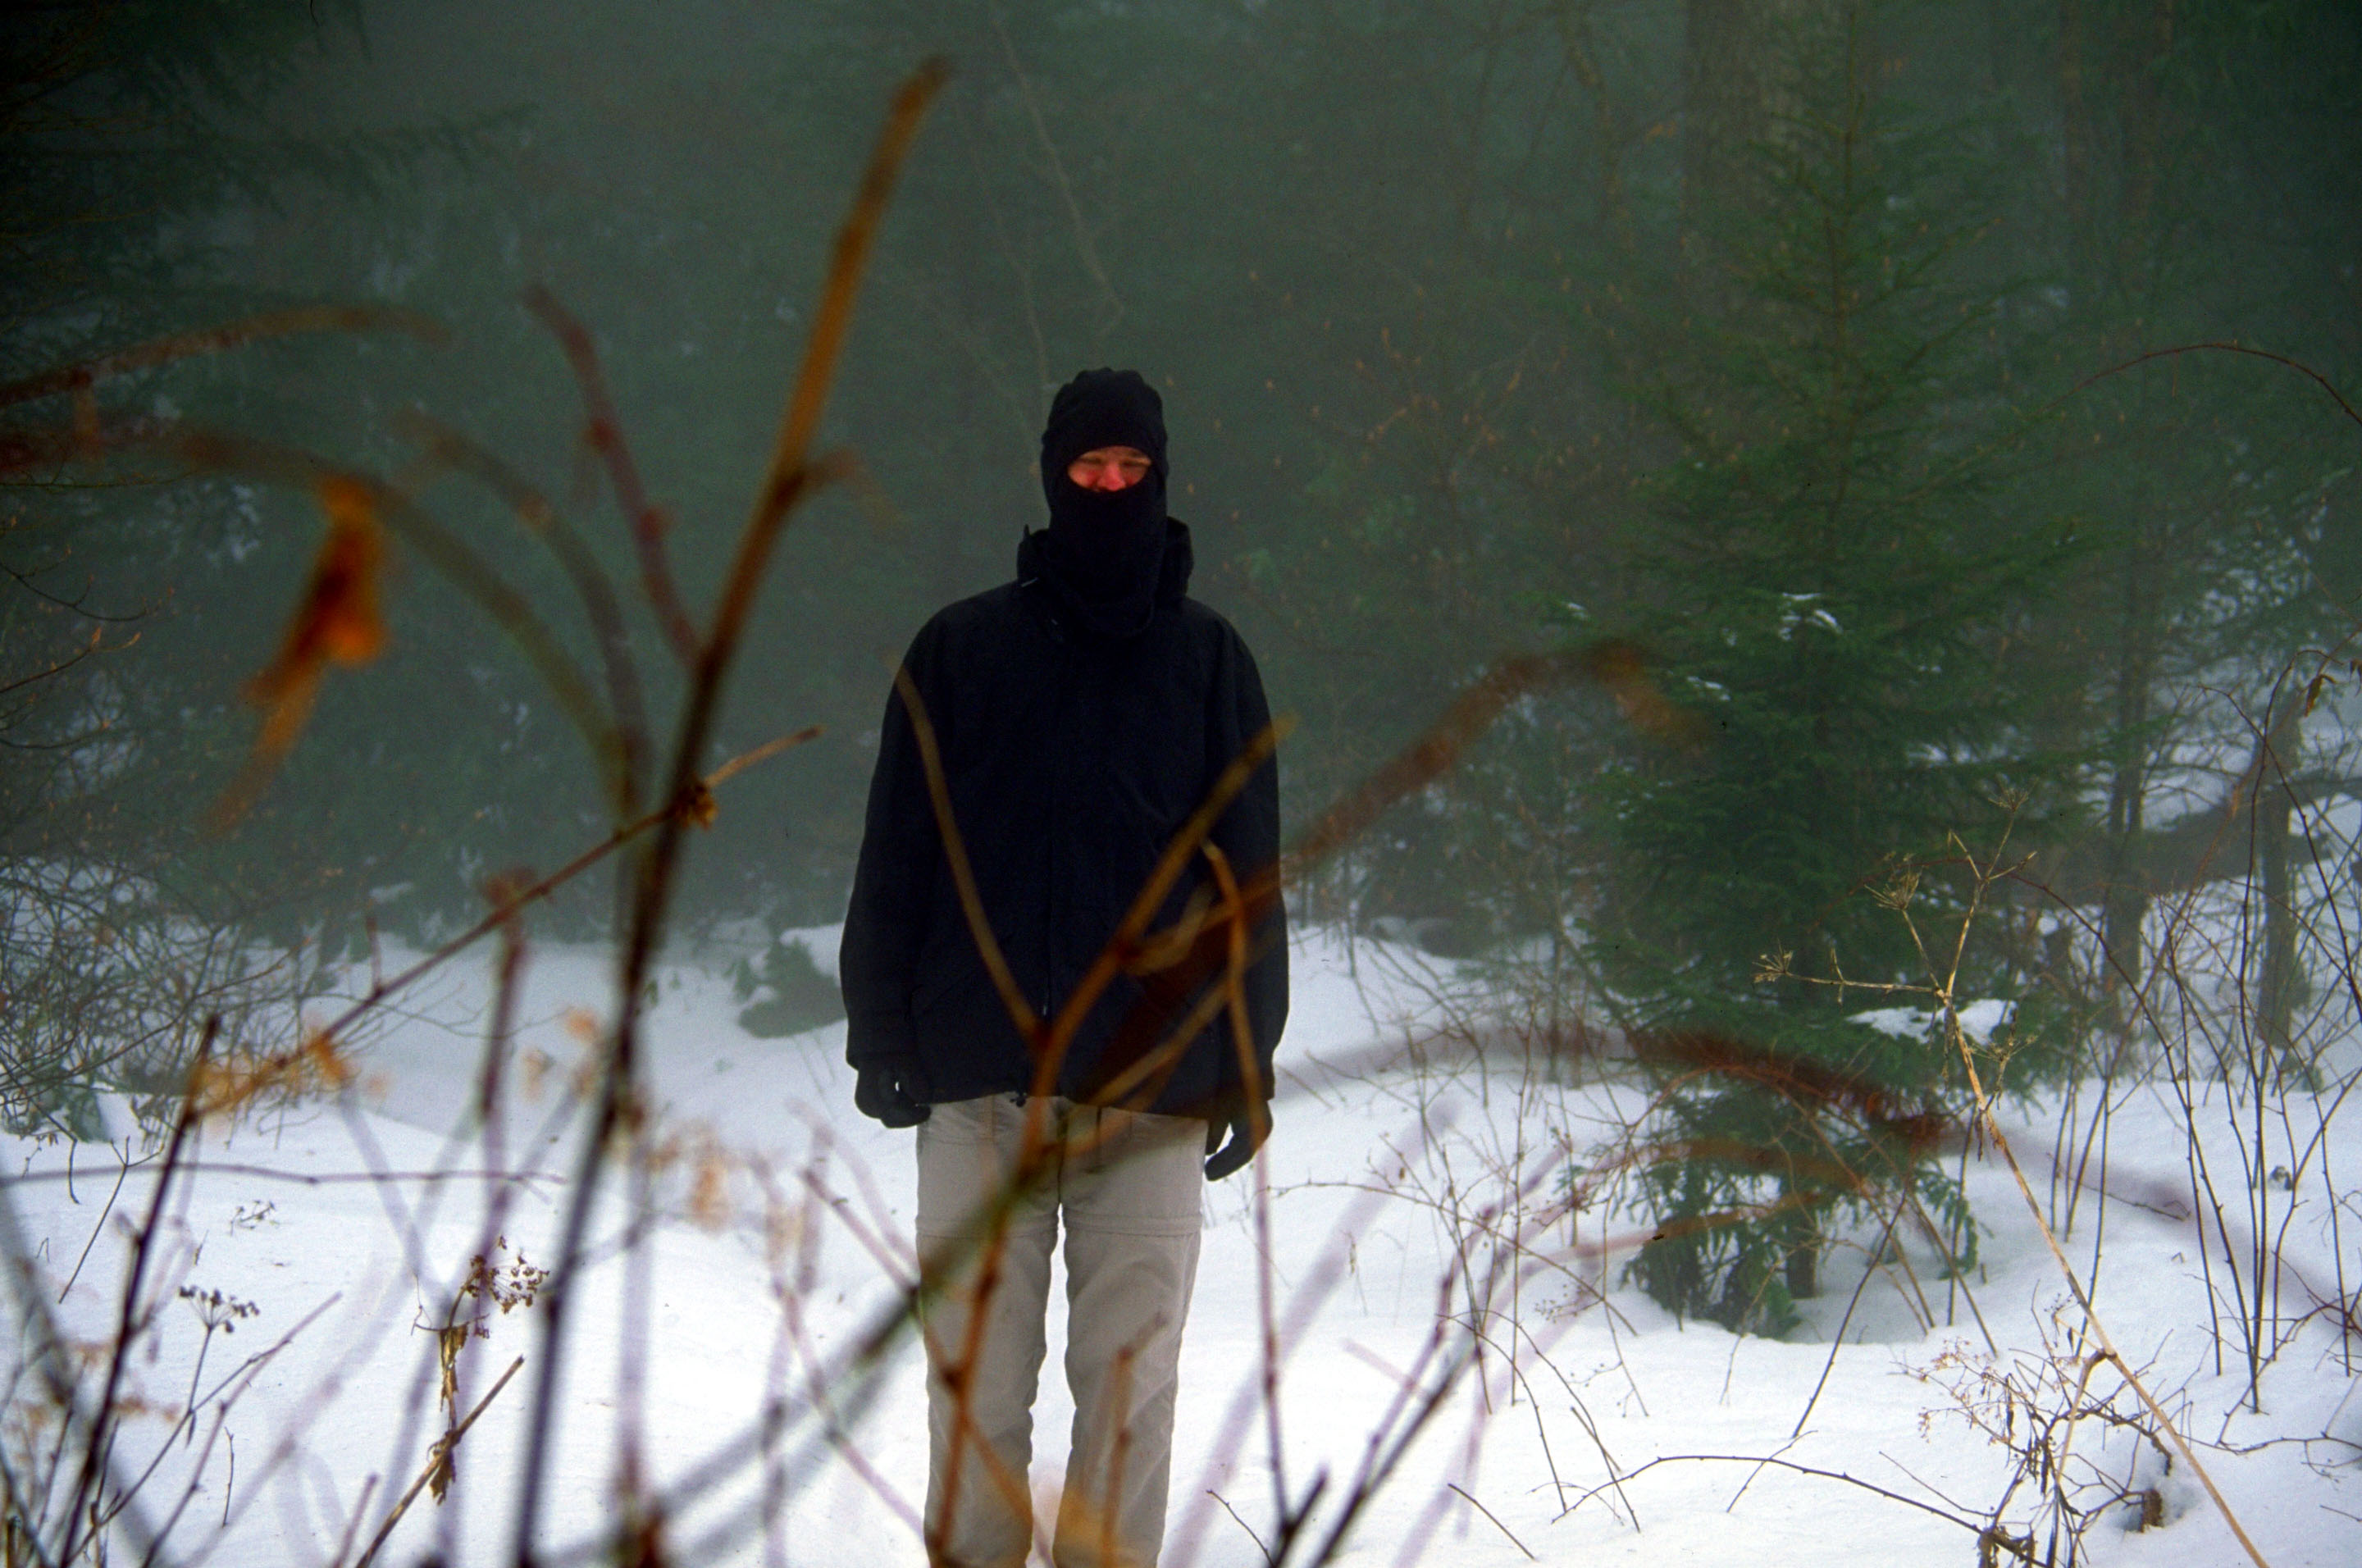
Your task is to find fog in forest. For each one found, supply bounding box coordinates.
[5,2,2361,1564]
[10,0,2358,950]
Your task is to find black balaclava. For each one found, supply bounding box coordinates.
[1034,367,1170,639]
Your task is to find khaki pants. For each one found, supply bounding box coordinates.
[915,1094,1205,1568]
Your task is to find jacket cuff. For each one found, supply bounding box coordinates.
[1205,1070,1273,1120]
[844,1010,918,1071]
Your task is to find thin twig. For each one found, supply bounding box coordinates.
[57,1144,136,1303]
[329,1475,379,1568]
[523,286,702,666]
[56,1019,217,1565]
[1923,828,2274,1568]
[0,305,444,410]
[396,411,652,814]
[510,61,946,1567]
[353,1356,524,1568]
[3,1165,560,1192]
[1446,1482,1537,1561]
[2070,340,2362,434]
[1206,1490,1274,1564]
[988,4,1124,339]
[1561,1452,1982,1536]
[888,662,1040,1040]
[310,727,817,1046]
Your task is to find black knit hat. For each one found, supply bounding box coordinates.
[1039,367,1168,489]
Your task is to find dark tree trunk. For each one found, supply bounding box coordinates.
[2256,704,2303,1077]
[2098,540,2159,994]
[1781,1197,1819,1301]
[1680,0,1846,236]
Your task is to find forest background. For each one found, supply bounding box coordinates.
[4,0,2361,1327]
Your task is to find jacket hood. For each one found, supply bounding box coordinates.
[1035,368,1172,638]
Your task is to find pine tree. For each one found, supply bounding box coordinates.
[1583,13,2074,1334]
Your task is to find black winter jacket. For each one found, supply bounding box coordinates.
[839,522,1288,1118]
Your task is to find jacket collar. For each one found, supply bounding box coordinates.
[1017,519,1194,637]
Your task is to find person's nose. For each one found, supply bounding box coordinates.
[1091,461,1129,491]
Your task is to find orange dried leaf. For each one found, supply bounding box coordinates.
[302,1030,356,1091]
[1580,636,1708,749]
[308,476,387,663]
[247,477,386,704]
[689,1142,732,1231]
[189,1031,355,1120]
[216,476,390,826]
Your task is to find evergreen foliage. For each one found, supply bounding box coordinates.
[1582,21,2075,1333]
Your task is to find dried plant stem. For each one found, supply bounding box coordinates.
[757,1165,922,1540]
[1303,1273,1473,1565]
[56,1147,135,1304]
[510,61,946,1567]
[0,305,444,411]
[133,1296,340,1562]
[987,3,1124,338]
[923,1210,1034,1564]
[352,1356,523,1568]
[1206,1489,1274,1562]
[1445,1482,1535,1561]
[326,1476,381,1568]
[1953,1063,2269,1562]
[888,663,1041,1041]
[52,1019,216,1566]
[2069,341,2362,433]
[1564,1453,1982,1537]
[1053,725,1282,1059]
[395,413,652,814]
[524,286,702,666]
[1921,832,2273,1568]
[163,426,620,779]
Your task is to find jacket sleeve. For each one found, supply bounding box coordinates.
[839,620,946,1073]
[1208,627,1288,1104]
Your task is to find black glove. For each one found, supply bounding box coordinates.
[855,1060,930,1128]
[1203,1102,1270,1182]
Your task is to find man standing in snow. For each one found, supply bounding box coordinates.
[840,367,1288,1568]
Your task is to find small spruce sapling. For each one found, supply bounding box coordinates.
[1581,21,2074,1334]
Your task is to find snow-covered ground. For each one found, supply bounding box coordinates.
[5,926,2360,1566]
